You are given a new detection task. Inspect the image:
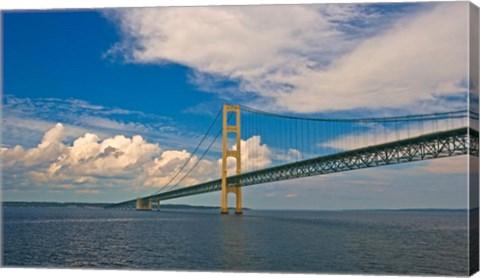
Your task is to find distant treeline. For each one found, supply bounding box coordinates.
[340,208,470,213]
[2,201,110,208]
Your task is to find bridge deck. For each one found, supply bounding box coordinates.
[109,127,478,208]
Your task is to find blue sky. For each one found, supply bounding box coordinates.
[1,2,473,209]
[3,11,219,134]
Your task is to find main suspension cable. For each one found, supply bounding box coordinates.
[240,105,468,123]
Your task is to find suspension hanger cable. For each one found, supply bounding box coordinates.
[149,108,223,196]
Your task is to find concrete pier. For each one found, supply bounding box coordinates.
[136,198,152,211]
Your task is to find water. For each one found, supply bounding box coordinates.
[2,207,469,275]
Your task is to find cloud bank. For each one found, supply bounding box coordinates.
[1,123,272,195]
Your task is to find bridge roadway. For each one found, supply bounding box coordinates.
[110,127,479,208]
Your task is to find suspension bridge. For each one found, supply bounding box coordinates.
[108,104,479,214]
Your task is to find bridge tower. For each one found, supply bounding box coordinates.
[221,104,242,215]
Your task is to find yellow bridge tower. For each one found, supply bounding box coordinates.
[221,104,242,215]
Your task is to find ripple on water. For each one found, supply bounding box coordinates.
[2,207,469,275]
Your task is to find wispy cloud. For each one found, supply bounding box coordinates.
[106,2,468,114]
[418,156,467,175]
[75,189,101,195]
[243,156,468,209]
[319,117,468,151]
[2,95,199,150]
[285,193,298,198]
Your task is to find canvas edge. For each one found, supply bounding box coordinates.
[0,9,4,268]
[468,1,480,276]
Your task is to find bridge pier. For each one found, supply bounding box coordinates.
[221,186,243,214]
[157,200,160,211]
[136,198,152,211]
[234,186,242,215]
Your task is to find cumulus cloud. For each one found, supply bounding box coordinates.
[1,123,161,192]
[107,2,468,113]
[224,135,272,175]
[142,150,215,187]
[273,148,302,163]
[1,123,68,169]
[1,124,273,194]
[50,132,161,179]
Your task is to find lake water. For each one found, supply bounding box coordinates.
[2,207,470,275]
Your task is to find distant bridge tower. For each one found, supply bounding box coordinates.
[221,104,242,215]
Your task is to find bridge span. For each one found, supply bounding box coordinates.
[108,105,479,214]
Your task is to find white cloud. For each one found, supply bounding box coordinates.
[2,124,160,192]
[224,135,272,175]
[279,2,468,113]
[1,123,68,169]
[142,150,214,188]
[52,133,161,179]
[145,135,273,187]
[2,115,101,148]
[109,5,352,70]
[1,124,273,194]
[2,124,467,207]
[273,148,302,162]
[108,2,468,113]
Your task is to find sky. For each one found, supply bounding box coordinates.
[1,2,475,209]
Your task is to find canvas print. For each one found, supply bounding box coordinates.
[1,1,479,276]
